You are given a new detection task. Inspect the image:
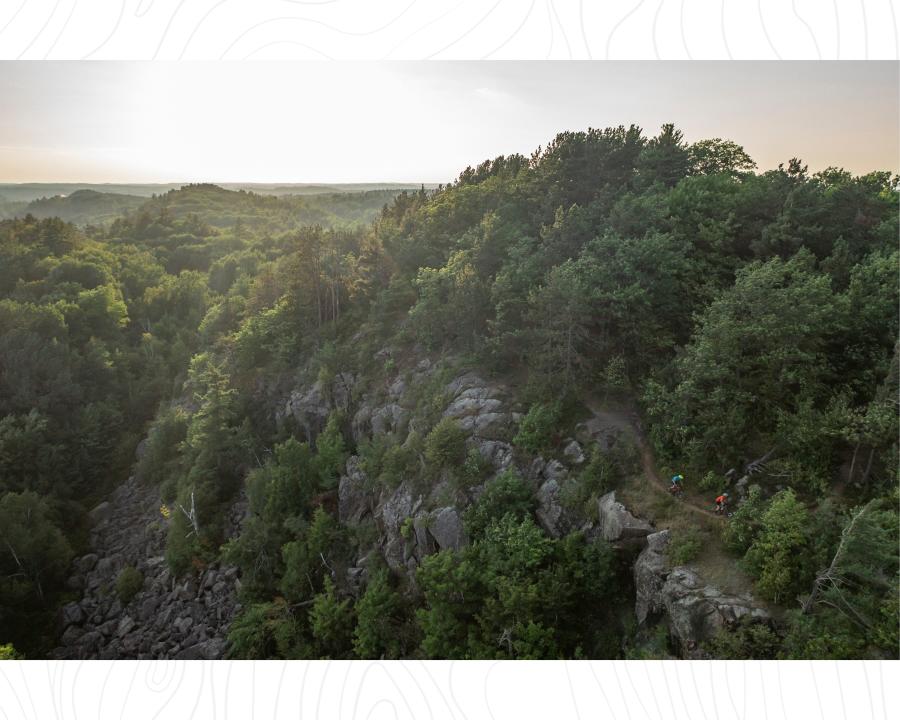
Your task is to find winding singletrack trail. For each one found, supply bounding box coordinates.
[583,396,724,522]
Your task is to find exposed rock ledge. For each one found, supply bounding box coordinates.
[634,530,770,658]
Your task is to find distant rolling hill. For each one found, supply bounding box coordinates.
[14,189,146,225]
[0,183,426,229]
[0,181,435,204]
[135,183,411,229]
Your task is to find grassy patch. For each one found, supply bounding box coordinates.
[668,528,702,565]
[116,565,144,605]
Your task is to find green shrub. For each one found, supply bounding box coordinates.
[459,448,491,489]
[400,517,414,540]
[424,417,466,471]
[382,436,420,489]
[668,529,702,565]
[743,488,815,603]
[116,565,144,604]
[0,643,20,660]
[609,433,641,476]
[357,433,390,479]
[704,618,781,659]
[624,623,671,660]
[310,578,356,659]
[315,411,347,488]
[165,512,198,576]
[134,405,188,486]
[353,569,407,659]
[722,484,766,554]
[698,470,720,491]
[464,470,534,539]
[357,431,424,490]
[513,402,562,455]
[226,600,305,659]
[560,450,615,519]
[602,355,630,393]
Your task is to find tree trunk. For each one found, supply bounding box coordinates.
[848,441,860,484]
[860,447,876,486]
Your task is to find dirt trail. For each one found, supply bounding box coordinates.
[580,396,769,599]
[583,396,723,522]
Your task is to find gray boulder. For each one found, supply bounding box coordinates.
[330,372,356,411]
[663,568,770,657]
[175,643,206,660]
[283,383,330,442]
[338,456,372,524]
[75,554,99,573]
[634,531,672,623]
[441,374,512,439]
[370,403,409,436]
[60,625,84,645]
[597,492,654,543]
[380,482,422,570]
[351,403,373,443]
[563,440,585,465]
[542,459,568,483]
[472,439,514,473]
[203,638,228,660]
[428,507,466,551]
[79,631,104,653]
[387,376,408,401]
[116,616,135,638]
[66,574,86,592]
[138,597,160,622]
[95,553,124,577]
[633,529,770,658]
[535,479,578,539]
[444,395,503,419]
[381,482,419,532]
[60,602,84,628]
[88,502,113,526]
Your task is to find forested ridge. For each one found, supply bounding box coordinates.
[0,124,897,660]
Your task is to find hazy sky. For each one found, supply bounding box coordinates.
[0,62,896,183]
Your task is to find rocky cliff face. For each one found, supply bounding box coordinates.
[324,360,648,585]
[52,346,764,659]
[333,366,523,579]
[634,530,770,658]
[51,474,245,660]
[269,350,771,660]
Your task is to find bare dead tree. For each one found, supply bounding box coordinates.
[497,628,513,656]
[177,490,200,537]
[319,552,336,580]
[802,499,878,619]
[744,445,778,476]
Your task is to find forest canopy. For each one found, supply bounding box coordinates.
[0,124,897,660]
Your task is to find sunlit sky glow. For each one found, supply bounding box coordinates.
[0,61,897,183]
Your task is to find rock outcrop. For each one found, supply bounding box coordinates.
[441,372,513,439]
[634,530,770,658]
[596,491,654,544]
[338,456,373,525]
[51,474,244,660]
[329,359,546,581]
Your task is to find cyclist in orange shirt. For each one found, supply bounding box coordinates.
[714,492,729,513]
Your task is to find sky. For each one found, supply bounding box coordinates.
[0,61,897,183]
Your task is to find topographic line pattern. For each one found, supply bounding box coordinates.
[0,0,895,58]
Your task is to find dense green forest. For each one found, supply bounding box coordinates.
[0,125,897,660]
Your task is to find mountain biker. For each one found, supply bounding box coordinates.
[715,492,729,513]
[669,474,684,494]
